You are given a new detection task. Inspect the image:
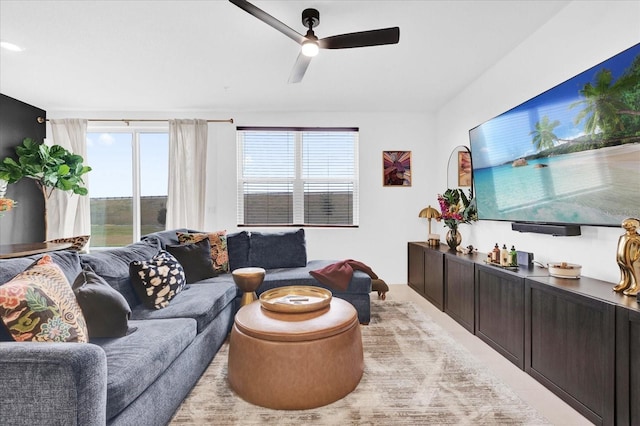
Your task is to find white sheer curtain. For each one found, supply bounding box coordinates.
[48,119,89,239]
[166,119,208,230]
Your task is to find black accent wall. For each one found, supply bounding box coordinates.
[0,93,46,244]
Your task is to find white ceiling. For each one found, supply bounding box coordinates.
[0,0,570,114]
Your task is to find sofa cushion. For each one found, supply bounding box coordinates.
[142,228,193,248]
[79,239,160,308]
[130,278,237,334]
[0,255,88,343]
[0,250,83,287]
[146,228,250,272]
[166,239,217,283]
[91,318,197,420]
[177,230,230,274]
[248,229,307,269]
[72,265,131,338]
[129,251,186,309]
[227,231,250,271]
[0,258,33,285]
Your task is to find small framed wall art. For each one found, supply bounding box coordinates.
[383,151,411,186]
[458,150,472,187]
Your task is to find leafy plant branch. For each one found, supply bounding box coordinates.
[0,138,91,199]
[0,137,91,234]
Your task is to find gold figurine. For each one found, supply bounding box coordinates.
[613,218,640,295]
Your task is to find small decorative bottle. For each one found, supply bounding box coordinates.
[500,244,509,266]
[492,243,500,263]
[509,245,517,266]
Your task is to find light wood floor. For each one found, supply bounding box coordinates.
[386,284,591,425]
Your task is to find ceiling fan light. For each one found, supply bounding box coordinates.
[0,41,23,52]
[301,40,319,57]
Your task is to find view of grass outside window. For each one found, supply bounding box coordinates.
[237,127,359,226]
[87,131,169,247]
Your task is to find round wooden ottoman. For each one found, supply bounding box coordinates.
[227,297,363,410]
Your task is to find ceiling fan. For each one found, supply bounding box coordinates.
[229,0,400,83]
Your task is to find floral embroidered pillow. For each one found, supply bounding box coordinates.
[0,255,89,342]
[177,230,229,273]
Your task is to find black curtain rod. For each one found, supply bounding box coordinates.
[37,117,234,124]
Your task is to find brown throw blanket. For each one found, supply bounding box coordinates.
[310,259,378,291]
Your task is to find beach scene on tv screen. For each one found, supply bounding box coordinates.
[470,43,640,227]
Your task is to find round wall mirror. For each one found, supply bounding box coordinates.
[447,145,472,191]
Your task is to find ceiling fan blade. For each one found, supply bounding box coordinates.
[287,52,312,84]
[319,27,400,49]
[229,0,305,44]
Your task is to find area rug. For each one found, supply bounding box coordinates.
[170,300,550,425]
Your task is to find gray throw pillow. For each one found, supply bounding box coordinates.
[227,231,251,271]
[73,265,131,338]
[248,229,307,269]
[166,239,217,283]
[80,238,160,308]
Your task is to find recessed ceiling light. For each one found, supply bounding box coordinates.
[0,41,24,52]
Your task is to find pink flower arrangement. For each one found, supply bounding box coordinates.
[437,188,477,231]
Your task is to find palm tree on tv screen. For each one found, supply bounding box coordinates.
[618,54,640,130]
[530,115,561,151]
[571,59,640,143]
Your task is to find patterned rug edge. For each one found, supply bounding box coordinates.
[170,299,551,425]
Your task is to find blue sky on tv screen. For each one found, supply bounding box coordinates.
[470,43,640,169]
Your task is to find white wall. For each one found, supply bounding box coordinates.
[212,112,436,285]
[48,110,435,285]
[435,0,640,283]
[49,1,639,286]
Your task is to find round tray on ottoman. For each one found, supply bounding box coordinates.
[259,285,332,313]
[227,296,363,410]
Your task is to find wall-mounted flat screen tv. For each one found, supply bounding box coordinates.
[469,43,640,228]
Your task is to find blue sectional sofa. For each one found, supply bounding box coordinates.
[149,228,372,324]
[0,228,371,425]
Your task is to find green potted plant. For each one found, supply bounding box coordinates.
[0,137,91,233]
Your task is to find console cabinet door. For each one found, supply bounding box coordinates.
[526,279,615,426]
[616,306,640,426]
[475,265,525,369]
[423,248,444,310]
[407,243,444,310]
[444,254,475,333]
[408,243,425,295]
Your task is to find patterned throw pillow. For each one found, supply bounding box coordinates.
[46,235,91,252]
[177,230,229,273]
[129,251,186,309]
[0,255,89,342]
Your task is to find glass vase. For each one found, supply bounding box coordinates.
[445,228,462,250]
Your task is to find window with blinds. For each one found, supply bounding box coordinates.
[236,127,359,227]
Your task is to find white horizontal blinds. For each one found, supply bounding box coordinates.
[239,130,295,225]
[301,131,358,225]
[237,127,359,226]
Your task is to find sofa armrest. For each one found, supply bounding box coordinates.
[0,342,107,426]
